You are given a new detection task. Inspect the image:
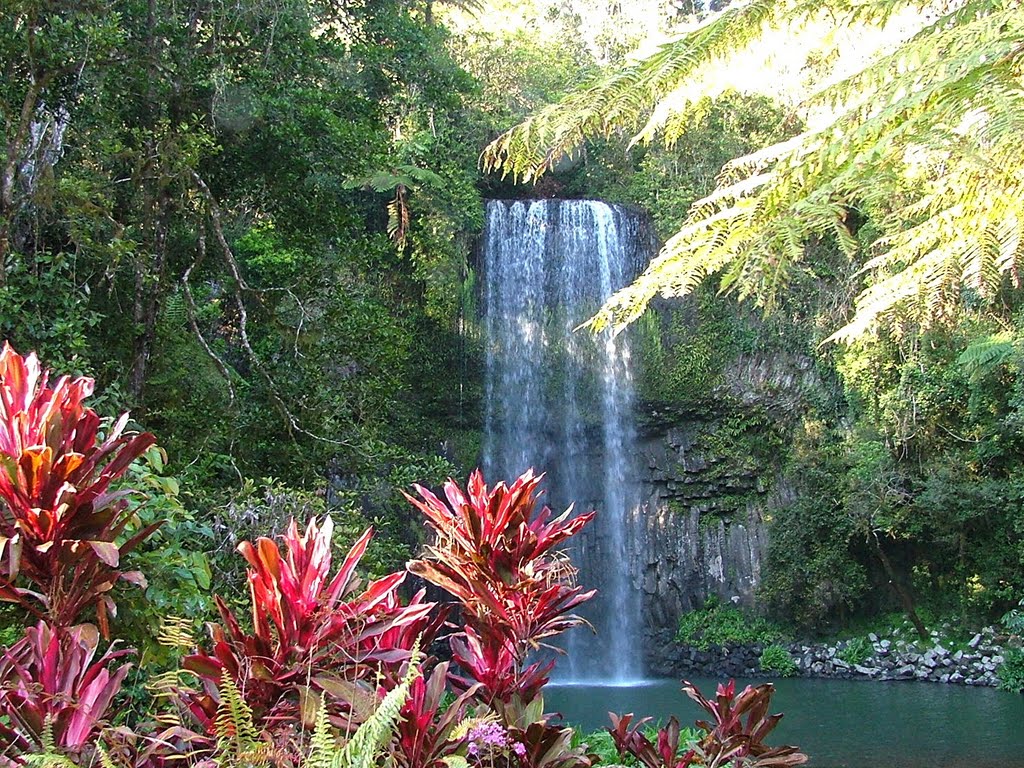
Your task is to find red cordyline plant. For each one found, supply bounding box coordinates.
[608,713,696,768]
[0,621,133,765]
[181,517,438,746]
[389,660,479,768]
[0,342,158,631]
[609,680,808,768]
[405,468,595,707]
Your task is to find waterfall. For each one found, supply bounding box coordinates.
[481,199,651,683]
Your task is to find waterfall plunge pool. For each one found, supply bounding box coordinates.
[545,677,1024,767]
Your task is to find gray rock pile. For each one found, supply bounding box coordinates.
[649,624,1012,687]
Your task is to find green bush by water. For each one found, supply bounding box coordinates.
[675,598,788,650]
[573,729,623,765]
[997,648,1024,692]
[759,644,798,677]
[837,637,872,666]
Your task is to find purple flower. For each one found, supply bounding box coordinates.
[512,743,527,758]
[469,721,509,749]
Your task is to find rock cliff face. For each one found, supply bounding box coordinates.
[627,343,823,667]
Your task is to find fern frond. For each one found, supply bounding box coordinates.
[94,743,124,768]
[214,670,271,768]
[957,331,1018,377]
[447,714,497,743]
[334,648,422,768]
[482,0,797,181]
[157,615,195,651]
[22,719,75,767]
[487,0,1024,343]
[303,643,424,768]
[304,702,338,768]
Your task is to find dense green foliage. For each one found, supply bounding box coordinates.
[758,645,798,678]
[675,599,787,650]
[997,649,1024,693]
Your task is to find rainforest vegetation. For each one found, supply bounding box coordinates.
[1,0,1024,763]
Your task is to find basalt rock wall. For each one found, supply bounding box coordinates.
[626,335,825,668]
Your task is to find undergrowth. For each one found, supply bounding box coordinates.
[675,598,788,650]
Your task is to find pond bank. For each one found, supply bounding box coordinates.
[546,676,1024,767]
[648,624,1012,687]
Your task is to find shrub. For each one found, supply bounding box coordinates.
[997,648,1024,693]
[674,599,786,650]
[758,645,798,678]
[573,729,622,765]
[837,637,872,666]
[391,660,480,768]
[406,468,595,708]
[0,342,158,631]
[0,343,162,766]
[179,518,438,752]
[406,468,595,768]
[0,622,133,761]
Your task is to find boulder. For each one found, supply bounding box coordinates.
[894,664,916,680]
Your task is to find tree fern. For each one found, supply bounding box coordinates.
[957,331,1018,378]
[485,0,1024,342]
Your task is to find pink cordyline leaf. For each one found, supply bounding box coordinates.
[181,517,437,754]
[0,621,133,759]
[0,342,159,629]
[406,468,595,706]
[391,661,480,768]
[681,680,808,767]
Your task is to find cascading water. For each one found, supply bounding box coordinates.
[481,198,652,683]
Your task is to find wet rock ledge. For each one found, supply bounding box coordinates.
[648,625,1012,688]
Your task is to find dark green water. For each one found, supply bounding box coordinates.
[545,677,1024,767]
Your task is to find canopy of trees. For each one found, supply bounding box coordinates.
[484,0,1024,343]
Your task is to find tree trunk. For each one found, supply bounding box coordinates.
[127,187,171,405]
[1,68,50,282]
[872,532,929,641]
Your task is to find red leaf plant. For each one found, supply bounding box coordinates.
[181,517,438,748]
[0,342,158,631]
[513,720,592,768]
[608,713,697,768]
[405,468,595,708]
[389,660,479,768]
[0,621,132,765]
[609,680,808,768]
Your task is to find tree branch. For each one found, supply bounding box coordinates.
[183,228,236,404]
